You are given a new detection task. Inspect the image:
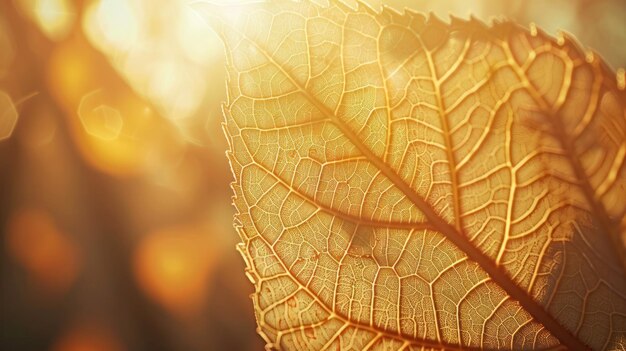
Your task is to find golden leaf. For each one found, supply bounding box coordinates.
[196,1,626,349]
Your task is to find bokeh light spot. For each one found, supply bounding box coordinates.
[79,91,124,141]
[133,226,216,317]
[17,0,76,41]
[87,0,139,52]
[146,59,206,121]
[51,324,124,351]
[82,0,227,145]
[178,7,213,65]
[5,208,80,294]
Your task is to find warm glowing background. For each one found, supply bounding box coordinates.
[0,0,624,350]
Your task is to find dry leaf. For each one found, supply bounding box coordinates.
[196,1,626,349]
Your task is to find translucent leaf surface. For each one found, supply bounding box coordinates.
[197,1,626,349]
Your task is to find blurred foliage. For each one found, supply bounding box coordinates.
[0,0,624,350]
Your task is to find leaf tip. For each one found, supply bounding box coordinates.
[355,0,379,15]
[485,15,507,32]
[426,11,445,25]
[380,3,402,20]
[325,0,352,12]
[468,14,482,26]
[448,14,463,26]
[555,30,566,46]
[559,30,589,58]
[402,6,426,22]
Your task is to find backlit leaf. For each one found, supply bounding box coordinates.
[197,1,626,349]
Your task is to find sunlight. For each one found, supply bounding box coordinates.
[28,0,76,41]
[87,0,139,51]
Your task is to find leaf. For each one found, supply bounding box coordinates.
[196,1,626,349]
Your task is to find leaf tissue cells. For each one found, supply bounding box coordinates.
[197,1,626,349]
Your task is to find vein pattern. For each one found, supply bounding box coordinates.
[199,1,626,350]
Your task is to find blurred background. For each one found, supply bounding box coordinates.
[0,0,624,350]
